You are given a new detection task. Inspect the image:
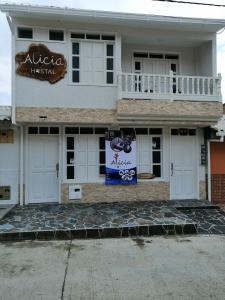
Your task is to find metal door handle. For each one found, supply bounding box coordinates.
[171,163,174,176]
[56,163,59,178]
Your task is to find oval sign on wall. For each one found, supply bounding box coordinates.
[15,43,67,84]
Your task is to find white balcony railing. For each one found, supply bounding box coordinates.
[118,72,222,101]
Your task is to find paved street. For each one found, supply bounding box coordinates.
[0,235,225,300]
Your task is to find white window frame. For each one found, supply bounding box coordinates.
[69,30,116,86]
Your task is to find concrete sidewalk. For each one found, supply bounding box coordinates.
[0,235,225,300]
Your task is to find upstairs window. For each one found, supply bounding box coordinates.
[17,27,33,39]
[49,30,64,41]
[71,34,115,85]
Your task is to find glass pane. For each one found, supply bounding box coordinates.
[101,35,115,41]
[80,127,93,134]
[153,165,161,177]
[28,127,38,134]
[67,137,74,150]
[49,127,59,134]
[99,151,105,164]
[107,58,114,70]
[135,128,148,135]
[106,72,113,84]
[39,127,48,134]
[18,27,33,39]
[65,127,79,134]
[149,53,163,59]
[67,166,74,179]
[153,151,161,164]
[152,137,161,150]
[72,56,79,69]
[95,128,107,134]
[107,44,114,56]
[149,128,162,135]
[99,165,105,175]
[99,137,105,150]
[71,33,85,39]
[49,30,64,41]
[135,61,141,71]
[189,129,196,136]
[72,71,79,83]
[86,34,100,40]
[72,43,79,55]
[67,152,74,164]
[171,129,178,135]
[133,52,148,58]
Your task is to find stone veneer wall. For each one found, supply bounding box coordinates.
[199,181,207,200]
[61,182,170,203]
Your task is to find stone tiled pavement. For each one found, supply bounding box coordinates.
[0,200,224,241]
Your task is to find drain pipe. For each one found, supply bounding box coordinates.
[19,125,24,206]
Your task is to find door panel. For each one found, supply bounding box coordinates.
[28,136,58,203]
[171,135,197,200]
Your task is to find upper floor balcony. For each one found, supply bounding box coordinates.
[118,72,222,102]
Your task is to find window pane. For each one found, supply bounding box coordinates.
[72,43,79,55]
[71,33,85,39]
[28,127,38,134]
[39,127,48,134]
[80,127,93,134]
[99,151,105,164]
[72,56,79,69]
[107,44,114,56]
[86,34,100,40]
[67,152,74,164]
[133,52,148,58]
[149,53,163,59]
[18,27,33,39]
[99,137,105,150]
[67,137,74,150]
[135,128,148,135]
[189,129,196,136]
[102,35,115,41]
[171,129,178,135]
[149,128,162,135]
[153,165,161,177]
[49,30,64,41]
[165,54,179,60]
[72,71,79,83]
[99,165,105,175]
[135,61,141,71]
[153,151,161,164]
[152,137,161,150]
[107,58,114,70]
[49,127,59,134]
[95,128,107,134]
[67,166,74,179]
[107,72,113,84]
[65,127,79,134]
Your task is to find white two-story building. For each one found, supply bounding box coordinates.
[0,4,224,205]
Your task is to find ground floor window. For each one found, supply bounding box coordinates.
[64,127,163,181]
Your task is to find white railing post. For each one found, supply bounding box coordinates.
[169,70,173,101]
[216,73,222,98]
[117,73,122,99]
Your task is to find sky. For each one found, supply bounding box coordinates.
[1,0,225,105]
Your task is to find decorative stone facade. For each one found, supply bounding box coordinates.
[199,180,207,200]
[61,182,170,203]
[16,100,223,125]
[117,100,223,124]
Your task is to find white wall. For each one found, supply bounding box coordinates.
[195,41,213,76]
[13,17,215,108]
[122,43,196,75]
[0,127,19,204]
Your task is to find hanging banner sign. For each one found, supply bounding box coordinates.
[15,43,67,84]
[105,130,137,185]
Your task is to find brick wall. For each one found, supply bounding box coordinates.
[211,174,225,204]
